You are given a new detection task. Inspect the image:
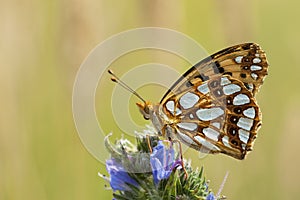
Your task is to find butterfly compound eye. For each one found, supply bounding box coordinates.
[136,102,151,120]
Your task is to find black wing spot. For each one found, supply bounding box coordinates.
[186,81,193,87]
[244,83,251,90]
[226,96,233,105]
[215,61,221,67]
[213,89,223,97]
[218,66,225,73]
[233,107,242,114]
[210,80,219,88]
[212,63,219,74]
[199,73,209,81]
[244,58,250,62]
[223,72,232,76]
[231,140,238,146]
[229,127,237,136]
[230,116,238,124]
[240,73,247,78]
[212,61,225,74]
[242,43,252,50]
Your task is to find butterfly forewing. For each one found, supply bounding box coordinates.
[161,43,268,103]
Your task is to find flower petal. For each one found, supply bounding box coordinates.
[206,192,215,200]
[106,158,139,191]
[150,141,179,185]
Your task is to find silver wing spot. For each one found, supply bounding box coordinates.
[177,122,198,131]
[166,100,175,112]
[211,122,221,129]
[233,94,250,105]
[223,84,241,95]
[220,77,231,86]
[238,129,250,144]
[235,56,243,63]
[253,58,261,63]
[243,107,256,119]
[237,117,253,131]
[203,127,220,142]
[194,136,220,151]
[197,83,210,94]
[177,131,197,146]
[179,92,199,109]
[250,65,262,71]
[196,107,224,121]
[222,135,231,148]
[251,73,258,80]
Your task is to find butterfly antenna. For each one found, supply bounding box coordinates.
[108,69,146,104]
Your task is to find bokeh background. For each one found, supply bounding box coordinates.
[1,1,300,199]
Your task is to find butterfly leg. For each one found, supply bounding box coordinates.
[170,139,188,179]
[161,125,188,178]
[146,134,153,153]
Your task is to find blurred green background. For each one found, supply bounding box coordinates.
[1,0,300,199]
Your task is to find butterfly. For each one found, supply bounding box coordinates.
[109,43,268,160]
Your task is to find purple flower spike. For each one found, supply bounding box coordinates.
[150,141,180,185]
[106,158,139,191]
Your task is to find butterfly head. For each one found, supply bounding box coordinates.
[136,101,153,120]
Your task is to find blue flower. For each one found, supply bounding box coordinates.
[106,158,139,191]
[150,141,181,185]
[206,192,216,200]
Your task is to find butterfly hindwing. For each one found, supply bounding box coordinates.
[160,75,262,159]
